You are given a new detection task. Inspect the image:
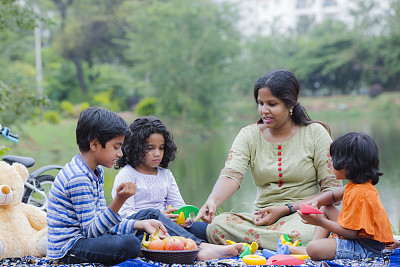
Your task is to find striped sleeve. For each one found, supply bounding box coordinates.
[68,176,121,238]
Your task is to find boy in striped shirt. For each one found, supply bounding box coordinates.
[46,107,168,265]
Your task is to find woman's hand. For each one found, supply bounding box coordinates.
[134,219,169,239]
[194,199,217,223]
[252,206,288,226]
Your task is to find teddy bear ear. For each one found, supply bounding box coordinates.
[12,162,29,182]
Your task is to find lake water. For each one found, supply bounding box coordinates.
[169,113,400,233]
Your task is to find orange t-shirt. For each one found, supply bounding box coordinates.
[335,181,393,244]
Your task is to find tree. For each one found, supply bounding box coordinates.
[0,0,41,31]
[0,0,47,127]
[122,0,241,130]
[50,0,129,98]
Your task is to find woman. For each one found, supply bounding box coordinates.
[194,70,343,250]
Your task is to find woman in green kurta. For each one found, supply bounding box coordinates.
[194,70,343,250]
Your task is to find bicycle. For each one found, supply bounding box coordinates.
[0,124,63,211]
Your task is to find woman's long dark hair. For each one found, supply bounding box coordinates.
[253,70,331,136]
[115,116,177,169]
[330,132,383,185]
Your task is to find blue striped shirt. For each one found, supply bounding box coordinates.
[47,154,137,259]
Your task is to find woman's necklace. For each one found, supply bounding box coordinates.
[267,123,295,144]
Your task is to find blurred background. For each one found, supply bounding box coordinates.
[1,0,399,232]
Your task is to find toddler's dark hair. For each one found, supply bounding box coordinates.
[330,132,383,185]
[115,116,177,169]
[76,107,130,152]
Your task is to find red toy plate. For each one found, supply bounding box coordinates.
[266,254,305,266]
[300,203,323,215]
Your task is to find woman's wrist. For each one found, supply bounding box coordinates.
[285,203,295,215]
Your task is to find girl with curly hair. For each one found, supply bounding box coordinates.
[112,116,208,241]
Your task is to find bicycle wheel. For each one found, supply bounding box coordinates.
[23,175,55,211]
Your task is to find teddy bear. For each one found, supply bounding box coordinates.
[0,161,47,259]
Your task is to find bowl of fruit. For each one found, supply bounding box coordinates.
[141,235,200,264]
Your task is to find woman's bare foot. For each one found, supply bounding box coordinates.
[288,245,308,255]
[197,243,243,261]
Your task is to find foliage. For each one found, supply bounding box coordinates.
[43,110,61,124]
[0,0,42,31]
[60,101,75,117]
[79,102,90,113]
[135,97,157,116]
[50,0,129,96]
[0,81,48,126]
[1,0,400,131]
[88,64,138,111]
[93,90,120,112]
[0,147,10,157]
[0,0,50,131]
[121,0,241,129]
[289,20,362,96]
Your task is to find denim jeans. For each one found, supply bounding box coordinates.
[129,208,208,245]
[60,233,141,265]
[334,236,382,260]
[61,208,208,265]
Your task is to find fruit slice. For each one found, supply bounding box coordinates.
[225,240,237,245]
[149,226,161,241]
[300,203,323,214]
[250,242,259,254]
[176,211,185,225]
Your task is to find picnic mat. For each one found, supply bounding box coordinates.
[0,249,398,266]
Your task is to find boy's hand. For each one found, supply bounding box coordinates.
[134,219,169,239]
[109,182,136,215]
[115,181,136,202]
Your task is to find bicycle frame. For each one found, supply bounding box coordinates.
[23,180,48,207]
[1,124,62,211]
[0,124,19,143]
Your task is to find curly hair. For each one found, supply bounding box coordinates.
[115,116,177,169]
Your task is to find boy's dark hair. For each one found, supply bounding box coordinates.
[115,116,177,169]
[330,132,383,185]
[76,107,130,152]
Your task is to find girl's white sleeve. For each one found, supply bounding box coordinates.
[112,168,137,218]
[165,169,186,209]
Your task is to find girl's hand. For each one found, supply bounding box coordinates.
[297,210,324,226]
[194,200,217,223]
[303,200,319,209]
[162,207,179,220]
[252,206,287,226]
[179,217,193,228]
[134,219,169,239]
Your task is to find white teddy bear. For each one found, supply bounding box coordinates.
[0,161,47,259]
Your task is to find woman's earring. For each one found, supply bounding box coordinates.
[290,109,293,116]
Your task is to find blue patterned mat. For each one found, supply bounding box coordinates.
[0,249,397,266]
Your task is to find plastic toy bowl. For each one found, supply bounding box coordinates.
[141,248,200,264]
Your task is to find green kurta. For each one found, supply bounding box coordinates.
[206,123,343,250]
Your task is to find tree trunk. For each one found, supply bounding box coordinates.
[71,56,87,95]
